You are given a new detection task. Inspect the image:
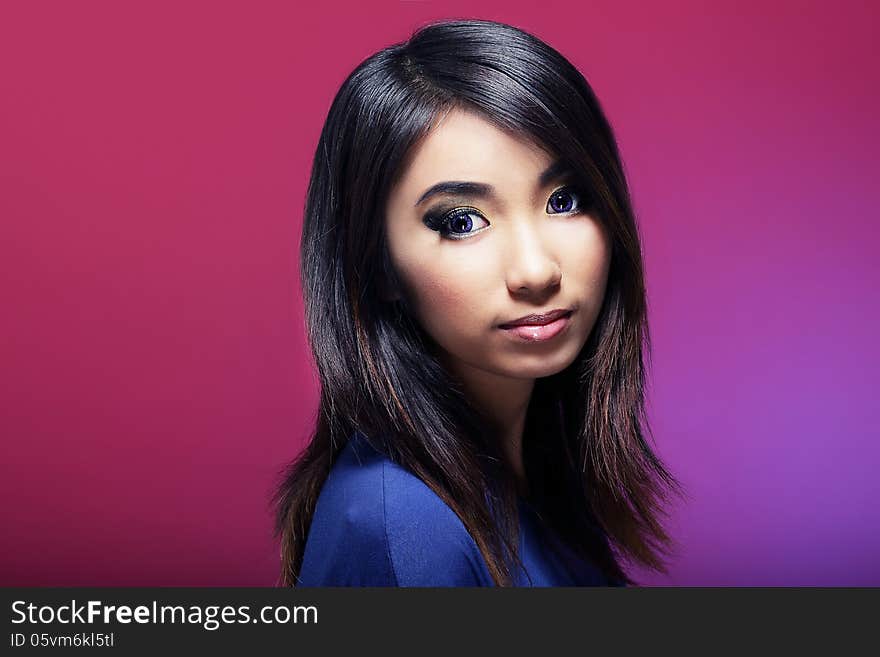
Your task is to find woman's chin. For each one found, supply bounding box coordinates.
[494,354,578,380]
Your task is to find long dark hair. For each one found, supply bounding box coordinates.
[274,18,681,586]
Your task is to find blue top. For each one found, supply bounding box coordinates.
[298,431,622,586]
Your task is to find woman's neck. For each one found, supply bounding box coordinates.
[440,356,534,494]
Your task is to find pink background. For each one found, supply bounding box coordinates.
[1,1,877,586]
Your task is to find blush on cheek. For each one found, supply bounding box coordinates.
[394,247,493,338]
[418,281,464,318]
[407,273,478,335]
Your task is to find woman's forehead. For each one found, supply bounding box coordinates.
[391,108,555,199]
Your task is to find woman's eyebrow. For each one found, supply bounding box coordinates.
[538,159,573,186]
[413,159,571,207]
[415,181,493,207]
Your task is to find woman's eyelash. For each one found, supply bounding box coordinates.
[546,185,587,215]
[423,206,489,240]
[422,186,590,240]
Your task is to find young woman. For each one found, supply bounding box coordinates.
[274,18,680,586]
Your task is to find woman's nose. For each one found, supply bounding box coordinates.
[503,219,562,298]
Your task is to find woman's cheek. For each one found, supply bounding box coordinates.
[414,266,487,339]
[561,224,611,292]
[417,274,469,327]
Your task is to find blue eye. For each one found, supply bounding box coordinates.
[438,208,489,240]
[547,187,582,214]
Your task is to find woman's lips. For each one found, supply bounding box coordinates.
[498,311,573,342]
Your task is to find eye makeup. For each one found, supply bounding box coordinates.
[422,204,490,240]
[421,184,593,240]
[546,185,588,214]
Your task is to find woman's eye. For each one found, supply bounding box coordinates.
[546,187,582,214]
[439,208,489,240]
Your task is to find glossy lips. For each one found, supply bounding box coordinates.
[498,308,574,343]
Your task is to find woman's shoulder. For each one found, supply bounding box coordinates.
[297,431,494,586]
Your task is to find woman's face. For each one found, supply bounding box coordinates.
[384,108,612,385]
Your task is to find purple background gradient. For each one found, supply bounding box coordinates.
[1,1,877,585]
